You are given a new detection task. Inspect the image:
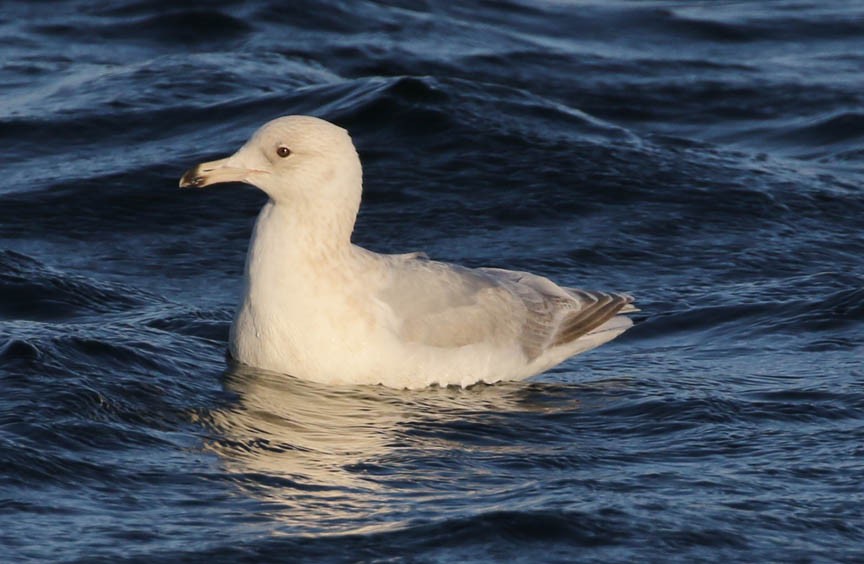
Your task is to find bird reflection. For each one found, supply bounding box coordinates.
[207,364,406,489]
[201,364,595,533]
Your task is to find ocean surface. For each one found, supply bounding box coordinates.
[2,0,863,562]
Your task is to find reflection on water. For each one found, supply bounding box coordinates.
[201,364,599,534]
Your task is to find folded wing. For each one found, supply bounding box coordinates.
[375,254,635,362]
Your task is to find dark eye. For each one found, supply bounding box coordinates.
[277,146,291,158]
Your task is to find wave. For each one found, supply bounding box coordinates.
[0,250,153,321]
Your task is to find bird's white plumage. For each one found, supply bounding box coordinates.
[184,115,636,388]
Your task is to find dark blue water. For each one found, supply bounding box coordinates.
[2,1,863,562]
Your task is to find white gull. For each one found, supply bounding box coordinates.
[179,116,636,388]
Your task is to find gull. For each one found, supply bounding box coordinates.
[179,116,636,388]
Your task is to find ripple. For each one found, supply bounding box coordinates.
[0,250,153,321]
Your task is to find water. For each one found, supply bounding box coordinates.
[1,0,863,561]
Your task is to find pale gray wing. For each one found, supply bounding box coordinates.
[376,256,635,360]
[376,256,524,349]
[480,268,635,360]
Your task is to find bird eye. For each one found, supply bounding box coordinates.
[276,146,291,158]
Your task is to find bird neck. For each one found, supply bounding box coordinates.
[245,198,357,285]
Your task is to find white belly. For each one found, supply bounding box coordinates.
[228,293,536,388]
